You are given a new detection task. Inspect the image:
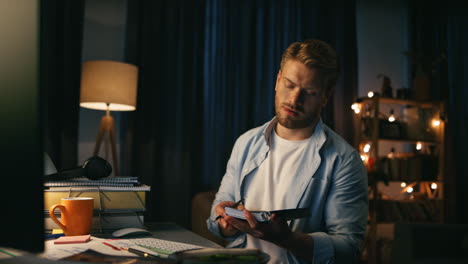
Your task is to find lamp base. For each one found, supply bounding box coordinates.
[93,113,119,176]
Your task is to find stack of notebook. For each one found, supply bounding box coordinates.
[44,176,151,232]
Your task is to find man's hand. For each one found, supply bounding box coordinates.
[224,209,292,246]
[221,208,314,260]
[214,201,245,237]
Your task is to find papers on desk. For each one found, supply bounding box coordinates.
[40,236,202,260]
[39,236,137,260]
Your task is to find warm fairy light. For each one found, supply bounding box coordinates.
[416,142,422,150]
[400,182,407,188]
[407,187,414,193]
[367,91,374,98]
[431,182,438,189]
[363,144,371,153]
[388,109,395,122]
[432,119,441,127]
[351,103,362,115]
[360,154,366,161]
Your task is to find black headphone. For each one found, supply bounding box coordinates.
[44,156,112,181]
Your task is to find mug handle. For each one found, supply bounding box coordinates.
[49,204,67,233]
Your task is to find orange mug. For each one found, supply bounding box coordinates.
[49,197,94,236]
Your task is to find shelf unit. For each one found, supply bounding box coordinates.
[353,94,445,264]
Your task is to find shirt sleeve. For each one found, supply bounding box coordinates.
[312,151,368,264]
[206,137,244,241]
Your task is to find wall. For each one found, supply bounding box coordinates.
[78,0,128,175]
[356,0,409,97]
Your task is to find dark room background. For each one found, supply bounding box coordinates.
[43,0,468,230]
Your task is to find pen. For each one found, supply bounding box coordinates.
[102,242,121,251]
[212,197,244,221]
[128,247,161,258]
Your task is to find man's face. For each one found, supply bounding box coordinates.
[275,59,328,129]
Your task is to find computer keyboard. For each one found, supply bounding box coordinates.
[129,237,204,255]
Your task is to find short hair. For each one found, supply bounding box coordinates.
[280,39,340,95]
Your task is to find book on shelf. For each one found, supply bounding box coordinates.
[44,185,150,211]
[44,177,151,232]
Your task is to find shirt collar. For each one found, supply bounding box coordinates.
[262,117,327,149]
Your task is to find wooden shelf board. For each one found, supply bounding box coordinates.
[360,137,440,144]
[359,96,441,108]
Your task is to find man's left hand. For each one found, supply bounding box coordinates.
[224,209,292,246]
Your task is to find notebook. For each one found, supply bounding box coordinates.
[225,207,310,222]
[44,177,141,187]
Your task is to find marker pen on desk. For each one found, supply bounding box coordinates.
[128,247,161,258]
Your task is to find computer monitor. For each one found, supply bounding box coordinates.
[0,0,44,252]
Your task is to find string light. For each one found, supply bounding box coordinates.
[407,187,414,193]
[360,154,367,161]
[400,182,406,188]
[416,142,422,150]
[367,91,374,98]
[388,109,395,122]
[351,103,361,114]
[363,143,371,153]
[432,119,441,127]
[431,182,438,190]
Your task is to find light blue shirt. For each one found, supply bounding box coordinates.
[207,117,368,264]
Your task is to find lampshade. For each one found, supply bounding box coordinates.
[80,60,138,111]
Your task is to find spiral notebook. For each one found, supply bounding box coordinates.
[44,177,140,187]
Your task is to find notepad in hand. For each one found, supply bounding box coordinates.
[54,235,91,244]
[225,207,310,222]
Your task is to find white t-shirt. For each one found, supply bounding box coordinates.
[243,129,314,263]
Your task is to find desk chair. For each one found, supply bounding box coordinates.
[191,191,227,247]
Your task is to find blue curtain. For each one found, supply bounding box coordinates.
[42,0,84,170]
[445,9,468,224]
[201,0,358,188]
[409,1,468,224]
[126,0,357,228]
[126,0,206,227]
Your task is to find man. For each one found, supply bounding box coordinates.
[206,39,368,264]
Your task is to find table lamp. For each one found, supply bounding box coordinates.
[80,60,138,176]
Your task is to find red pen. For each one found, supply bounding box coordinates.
[102,241,121,251]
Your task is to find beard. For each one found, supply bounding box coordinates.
[275,97,317,129]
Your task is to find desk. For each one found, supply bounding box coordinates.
[136,222,221,248]
[0,222,221,263]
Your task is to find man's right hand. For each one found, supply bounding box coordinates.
[214,201,245,237]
